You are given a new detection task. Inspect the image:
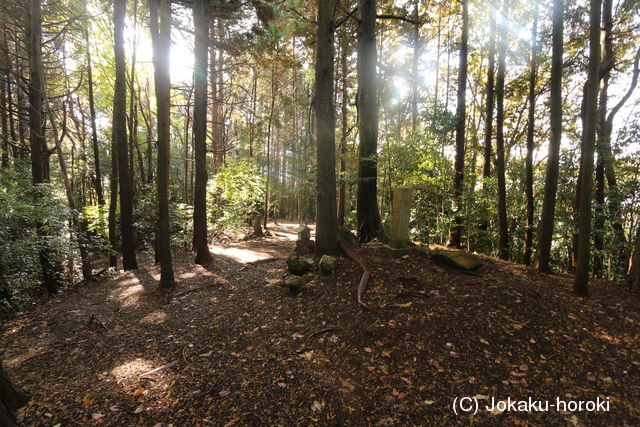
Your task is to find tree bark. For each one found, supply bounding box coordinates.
[1,69,8,167]
[193,0,212,265]
[446,0,468,248]
[592,0,612,278]
[114,0,137,270]
[628,229,640,292]
[481,1,495,181]
[0,362,29,427]
[573,0,601,296]
[85,26,105,207]
[533,0,564,273]
[523,5,538,265]
[314,0,337,256]
[495,0,509,260]
[150,0,175,288]
[337,33,349,227]
[28,0,44,184]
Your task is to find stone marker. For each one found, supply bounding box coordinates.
[431,249,483,270]
[296,225,311,241]
[319,255,336,275]
[287,255,312,275]
[383,187,412,256]
[252,213,263,236]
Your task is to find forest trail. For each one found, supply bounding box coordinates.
[2,223,640,425]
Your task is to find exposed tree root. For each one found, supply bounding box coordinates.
[339,240,370,308]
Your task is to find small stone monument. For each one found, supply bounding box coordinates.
[294,225,315,255]
[296,225,311,241]
[252,212,263,237]
[384,187,413,256]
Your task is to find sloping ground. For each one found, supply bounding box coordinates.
[1,223,639,426]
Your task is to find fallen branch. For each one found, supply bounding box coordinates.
[139,360,178,378]
[306,327,342,341]
[175,285,213,297]
[339,240,370,308]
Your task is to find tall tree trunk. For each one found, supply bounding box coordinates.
[533,0,564,273]
[114,0,137,270]
[410,0,420,134]
[337,33,349,227]
[446,0,468,248]
[29,0,63,294]
[628,228,640,292]
[85,27,105,207]
[193,0,212,265]
[264,63,276,228]
[150,0,175,288]
[0,70,8,167]
[495,0,510,260]
[523,5,538,265]
[249,67,257,157]
[573,0,601,296]
[356,0,382,243]
[314,0,337,256]
[28,0,44,184]
[481,0,495,181]
[592,0,612,278]
[108,109,119,268]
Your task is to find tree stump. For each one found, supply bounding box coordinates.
[0,362,29,427]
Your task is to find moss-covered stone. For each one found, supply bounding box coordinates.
[287,255,312,275]
[295,239,316,255]
[430,249,483,270]
[286,275,305,294]
[319,255,337,275]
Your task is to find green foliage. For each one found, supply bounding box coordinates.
[0,163,71,311]
[207,158,265,235]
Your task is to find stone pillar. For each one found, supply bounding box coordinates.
[253,213,264,236]
[389,187,412,249]
[296,225,311,241]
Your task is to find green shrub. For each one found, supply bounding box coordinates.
[207,158,265,235]
[0,163,71,311]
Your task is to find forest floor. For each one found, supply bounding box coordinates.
[2,222,640,426]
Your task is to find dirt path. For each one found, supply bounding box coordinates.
[1,222,640,425]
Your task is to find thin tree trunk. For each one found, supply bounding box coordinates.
[573,0,601,296]
[410,0,420,134]
[495,0,510,260]
[114,0,137,270]
[85,25,105,207]
[150,0,175,288]
[478,0,495,233]
[314,0,337,256]
[523,5,538,265]
[0,71,7,167]
[356,0,382,243]
[446,0,468,248]
[533,0,564,273]
[193,0,212,265]
[593,0,612,278]
[264,63,276,228]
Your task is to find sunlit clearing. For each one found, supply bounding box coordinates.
[111,358,155,384]
[140,310,167,325]
[210,246,273,263]
[110,283,144,308]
